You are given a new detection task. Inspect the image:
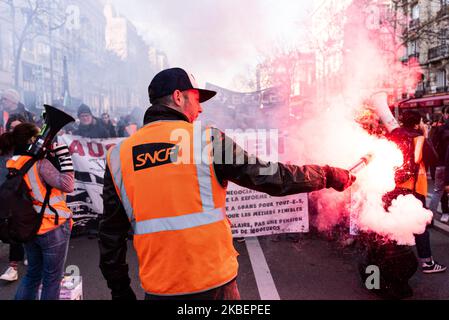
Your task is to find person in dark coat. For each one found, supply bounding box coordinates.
[429,106,449,222]
[0,121,34,282]
[101,113,117,138]
[1,89,36,134]
[74,104,110,139]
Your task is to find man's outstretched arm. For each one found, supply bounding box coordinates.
[212,129,354,195]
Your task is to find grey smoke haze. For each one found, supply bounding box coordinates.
[109,0,313,89]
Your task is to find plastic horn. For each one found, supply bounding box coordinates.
[349,153,374,174]
[26,104,75,158]
[370,92,400,133]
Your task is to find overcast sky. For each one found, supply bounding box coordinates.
[108,0,314,90]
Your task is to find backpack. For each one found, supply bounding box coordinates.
[422,138,439,168]
[431,126,449,165]
[0,157,52,243]
[387,128,420,185]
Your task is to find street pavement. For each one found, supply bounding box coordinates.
[1,226,449,300]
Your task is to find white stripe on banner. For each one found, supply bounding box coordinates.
[245,237,280,300]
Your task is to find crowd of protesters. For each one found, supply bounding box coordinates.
[1,84,449,300]
[0,88,144,287]
[64,104,144,139]
[1,89,146,141]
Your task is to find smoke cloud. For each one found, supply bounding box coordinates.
[108,0,313,89]
[283,1,431,245]
[109,0,432,245]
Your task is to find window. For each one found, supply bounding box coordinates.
[436,69,447,89]
[408,40,419,55]
[22,62,34,82]
[412,4,420,19]
[439,0,449,16]
[439,29,448,45]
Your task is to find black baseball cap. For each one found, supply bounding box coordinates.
[148,67,217,104]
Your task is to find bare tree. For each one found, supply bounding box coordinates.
[382,0,449,87]
[0,0,67,95]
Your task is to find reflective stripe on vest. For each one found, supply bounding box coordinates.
[24,161,71,219]
[108,140,136,224]
[193,125,215,212]
[108,124,223,234]
[134,207,225,235]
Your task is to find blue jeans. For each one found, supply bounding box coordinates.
[429,166,448,213]
[15,220,71,300]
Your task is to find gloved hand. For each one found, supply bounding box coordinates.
[52,143,74,173]
[111,286,137,300]
[325,166,356,192]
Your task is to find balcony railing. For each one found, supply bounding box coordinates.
[428,44,449,61]
[414,90,424,98]
[414,82,432,97]
[436,86,448,93]
[408,52,420,60]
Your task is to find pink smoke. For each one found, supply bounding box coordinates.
[280,0,432,245]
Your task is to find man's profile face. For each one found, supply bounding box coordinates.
[1,97,18,112]
[79,113,93,126]
[182,89,202,122]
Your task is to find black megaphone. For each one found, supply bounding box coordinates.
[27,104,75,158]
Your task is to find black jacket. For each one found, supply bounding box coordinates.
[1,103,36,126]
[98,104,333,297]
[102,120,117,138]
[431,123,449,166]
[74,117,110,139]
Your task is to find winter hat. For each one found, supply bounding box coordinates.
[77,103,92,117]
[1,89,20,104]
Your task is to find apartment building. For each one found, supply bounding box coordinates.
[399,0,449,112]
[0,0,165,116]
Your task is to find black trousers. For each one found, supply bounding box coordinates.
[9,242,25,262]
[414,193,432,259]
[383,188,432,259]
[145,278,240,300]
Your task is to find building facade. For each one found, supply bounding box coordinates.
[310,0,449,113]
[256,51,316,120]
[0,0,166,117]
[310,0,410,105]
[399,0,449,112]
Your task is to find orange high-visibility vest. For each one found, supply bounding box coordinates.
[107,120,238,296]
[7,155,72,235]
[397,137,427,197]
